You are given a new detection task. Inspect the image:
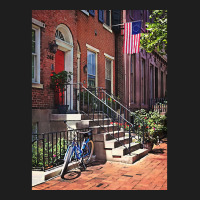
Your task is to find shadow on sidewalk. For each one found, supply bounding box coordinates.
[61,160,106,181]
[61,170,81,180]
[150,148,165,154]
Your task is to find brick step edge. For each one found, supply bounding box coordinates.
[121,149,149,164]
[104,136,131,149]
[112,142,141,156]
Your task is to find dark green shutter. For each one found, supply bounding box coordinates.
[98,10,104,23]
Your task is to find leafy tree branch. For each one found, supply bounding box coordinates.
[140,10,167,56]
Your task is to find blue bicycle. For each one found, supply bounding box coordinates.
[60,127,94,179]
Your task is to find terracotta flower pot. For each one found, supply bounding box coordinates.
[143,142,154,152]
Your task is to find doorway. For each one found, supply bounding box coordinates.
[55,49,65,106]
[55,24,73,110]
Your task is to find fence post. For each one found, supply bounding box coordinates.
[142,121,145,148]
[43,134,45,171]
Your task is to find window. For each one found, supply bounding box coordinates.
[140,10,145,30]
[141,59,146,104]
[87,51,96,88]
[32,24,40,83]
[105,58,111,94]
[150,65,154,100]
[105,10,111,26]
[104,53,114,94]
[155,67,158,98]
[161,71,164,97]
[103,10,112,33]
[55,30,65,41]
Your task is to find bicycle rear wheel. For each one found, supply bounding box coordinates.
[83,140,94,164]
[60,146,73,179]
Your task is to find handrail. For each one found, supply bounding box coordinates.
[60,82,145,153]
[99,88,143,123]
[80,84,134,127]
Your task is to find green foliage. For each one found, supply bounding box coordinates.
[51,70,73,91]
[133,109,167,144]
[78,91,94,105]
[32,137,68,169]
[140,10,167,55]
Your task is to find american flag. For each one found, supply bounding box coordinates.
[123,21,141,54]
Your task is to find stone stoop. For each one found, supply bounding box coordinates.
[105,141,149,164]
[75,113,149,164]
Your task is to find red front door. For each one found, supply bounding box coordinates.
[55,49,65,106]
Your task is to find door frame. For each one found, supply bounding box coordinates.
[55,24,74,110]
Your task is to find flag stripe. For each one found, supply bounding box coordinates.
[123,22,141,54]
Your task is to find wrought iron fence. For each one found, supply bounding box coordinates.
[149,98,167,113]
[32,128,92,171]
[69,83,145,154]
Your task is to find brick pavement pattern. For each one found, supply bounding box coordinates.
[32,139,167,190]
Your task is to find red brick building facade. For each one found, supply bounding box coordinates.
[32,10,117,133]
[115,10,167,111]
[32,10,167,134]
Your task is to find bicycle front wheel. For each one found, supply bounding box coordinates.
[60,146,73,179]
[83,140,94,164]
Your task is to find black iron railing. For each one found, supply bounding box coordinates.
[62,83,146,154]
[32,128,92,171]
[149,98,167,113]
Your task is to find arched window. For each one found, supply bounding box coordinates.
[55,24,73,47]
[55,30,65,41]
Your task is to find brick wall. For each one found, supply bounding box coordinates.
[32,10,78,109]
[76,10,115,94]
[32,10,116,109]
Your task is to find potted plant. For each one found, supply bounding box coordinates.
[51,70,73,114]
[133,109,167,152]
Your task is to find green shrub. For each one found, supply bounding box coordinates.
[132,109,167,144]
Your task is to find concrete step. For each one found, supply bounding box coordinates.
[111,142,141,157]
[90,124,119,134]
[121,149,149,164]
[104,136,131,149]
[81,113,108,120]
[76,118,110,129]
[104,131,125,141]
[89,118,110,127]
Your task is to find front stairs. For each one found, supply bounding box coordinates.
[76,113,149,164]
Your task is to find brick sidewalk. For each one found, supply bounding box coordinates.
[32,139,167,190]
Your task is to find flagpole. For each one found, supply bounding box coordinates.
[112,20,143,27]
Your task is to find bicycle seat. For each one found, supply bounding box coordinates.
[78,130,92,137]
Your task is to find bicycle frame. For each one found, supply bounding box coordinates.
[64,137,90,161]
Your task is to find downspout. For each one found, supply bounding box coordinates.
[123,10,127,107]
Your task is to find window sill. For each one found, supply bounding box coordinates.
[81,10,89,16]
[32,83,43,89]
[103,24,112,33]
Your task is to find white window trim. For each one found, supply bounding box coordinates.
[32,24,40,84]
[86,44,100,53]
[103,24,113,33]
[32,18,45,28]
[104,53,114,60]
[103,10,112,33]
[104,53,114,94]
[86,44,99,87]
[81,10,89,16]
